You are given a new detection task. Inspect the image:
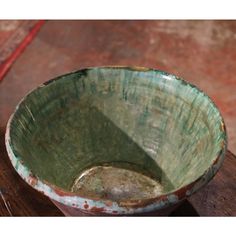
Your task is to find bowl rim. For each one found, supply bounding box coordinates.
[5,65,227,215]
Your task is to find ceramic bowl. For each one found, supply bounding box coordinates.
[5,66,227,216]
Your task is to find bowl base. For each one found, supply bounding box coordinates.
[71,165,164,202]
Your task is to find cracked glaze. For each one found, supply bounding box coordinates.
[5,66,227,215]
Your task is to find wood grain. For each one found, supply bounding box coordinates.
[189,150,236,216]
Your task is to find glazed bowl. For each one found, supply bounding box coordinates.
[5,66,227,216]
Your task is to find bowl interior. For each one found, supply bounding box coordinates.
[8,67,225,202]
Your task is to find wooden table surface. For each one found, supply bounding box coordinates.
[0,21,235,216]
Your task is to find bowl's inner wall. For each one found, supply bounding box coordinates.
[9,68,224,197]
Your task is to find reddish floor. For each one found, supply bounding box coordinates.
[0,20,236,153]
[0,20,235,216]
[0,20,44,80]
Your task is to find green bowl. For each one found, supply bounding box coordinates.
[5,66,227,215]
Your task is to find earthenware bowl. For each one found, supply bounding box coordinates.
[5,66,227,216]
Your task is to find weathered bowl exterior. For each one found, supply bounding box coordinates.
[5,66,227,216]
[51,199,182,216]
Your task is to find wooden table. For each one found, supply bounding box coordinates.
[0,21,235,216]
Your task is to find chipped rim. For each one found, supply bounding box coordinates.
[5,66,227,215]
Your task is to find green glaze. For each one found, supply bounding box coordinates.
[9,67,226,201]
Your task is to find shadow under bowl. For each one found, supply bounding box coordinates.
[5,66,227,215]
